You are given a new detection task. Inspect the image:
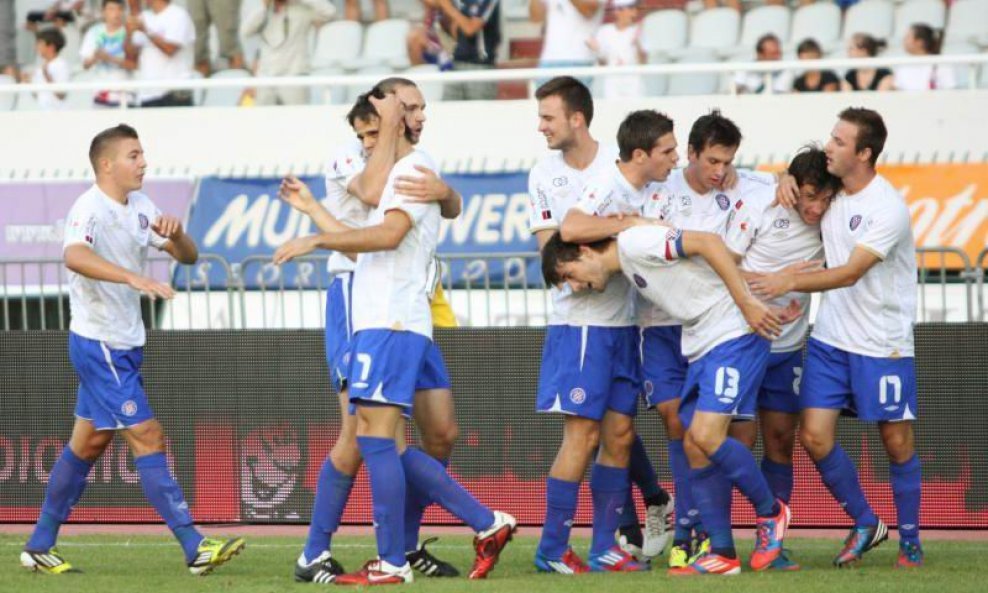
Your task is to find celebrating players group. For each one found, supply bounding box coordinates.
[20,75,923,583]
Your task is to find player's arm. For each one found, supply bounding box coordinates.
[529,0,546,23]
[393,165,462,219]
[560,208,643,243]
[534,229,555,251]
[750,247,877,299]
[152,215,198,265]
[569,0,600,19]
[680,230,783,339]
[347,95,403,207]
[273,210,412,264]
[278,176,359,260]
[64,244,175,299]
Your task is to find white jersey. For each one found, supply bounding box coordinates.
[528,144,634,326]
[62,185,169,349]
[324,138,370,274]
[617,225,750,361]
[813,174,917,357]
[351,149,441,339]
[639,168,775,326]
[725,185,823,352]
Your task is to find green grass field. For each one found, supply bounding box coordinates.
[1,533,983,593]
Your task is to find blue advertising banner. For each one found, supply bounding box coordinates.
[182,173,540,290]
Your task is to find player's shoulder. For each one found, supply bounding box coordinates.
[531,151,564,177]
[327,139,364,178]
[736,181,775,213]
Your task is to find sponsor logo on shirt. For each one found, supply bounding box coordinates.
[773,218,790,229]
[716,194,730,210]
[552,176,568,187]
[849,214,863,231]
[569,387,586,405]
[679,195,691,208]
[138,213,149,230]
[633,273,648,288]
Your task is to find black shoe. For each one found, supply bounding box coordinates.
[407,537,460,577]
[294,551,345,584]
[616,524,645,561]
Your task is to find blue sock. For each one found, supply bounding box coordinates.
[26,448,93,552]
[357,436,406,567]
[668,440,695,544]
[814,444,878,527]
[404,452,447,553]
[689,465,735,558]
[890,454,922,545]
[760,457,794,505]
[589,464,629,557]
[618,489,640,530]
[400,447,493,533]
[629,434,662,500]
[135,453,202,562]
[709,438,778,518]
[303,458,354,564]
[538,477,579,560]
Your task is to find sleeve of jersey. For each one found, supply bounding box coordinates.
[328,145,363,189]
[527,168,557,233]
[623,225,684,266]
[387,160,433,226]
[857,202,910,260]
[62,203,98,251]
[571,181,608,216]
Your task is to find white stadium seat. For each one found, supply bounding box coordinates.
[0,74,16,111]
[689,8,741,52]
[202,68,252,108]
[640,10,689,56]
[404,63,444,102]
[666,48,720,96]
[313,20,364,69]
[893,0,947,41]
[945,0,988,47]
[790,2,842,51]
[739,6,791,50]
[843,0,896,43]
[343,19,411,70]
[309,67,347,105]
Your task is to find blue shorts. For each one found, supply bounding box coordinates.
[679,333,771,428]
[640,325,688,408]
[536,325,641,421]
[347,329,449,411]
[801,338,918,422]
[758,350,803,415]
[69,332,154,431]
[325,273,354,392]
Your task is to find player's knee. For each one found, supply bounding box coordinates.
[657,403,685,439]
[764,429,795,462]
[601,420,634,455]
[880,426,914,461]
[799,426,832,460]
[330,436,362,476]
[563,419,600,454]
[686,423,723,456]
[421,421,458,460]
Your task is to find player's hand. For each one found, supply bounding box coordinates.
[151,215,184,240]
[740,296,782,340]
[748,271,795,300]
[273,235,319,265]
[719,164,739,190]
[395,166,447,202]
[279,175,318,213]
[127,274,175,300]
[780,259,823,275]
[586,38,600,54]
[775,298,803,325]
[773,172,799,209]
[369,93,403,128]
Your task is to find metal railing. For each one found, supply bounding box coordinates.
[1,246,983,330]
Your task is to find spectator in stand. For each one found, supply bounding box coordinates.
[124,0,196,107]
[841,33,893,91]
[734,33,791,94]
[407,0,453,70]
[792,38,839,93]
[530,0,603,72]
[80,0,136,106]
[587,0,644,99]
[241,0,336,106]
[1,0,16,77]
[186,0,244,76]
[703,0,740,10]
[438,0,500,100]
[345,0,388,22]
[894,23,955,91]
[24,28,71,109]
[25,1,91,31]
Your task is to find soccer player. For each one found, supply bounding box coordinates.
[274,89,516,585]
[750,108,922,568]
[282,80,466,584]
[20,124,245,576]
[542,220,797,576]
[723,147,842,570]
[527,77,668,573]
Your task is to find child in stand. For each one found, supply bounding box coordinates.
[587,0,645,99]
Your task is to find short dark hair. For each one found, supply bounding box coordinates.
[910,23,942,55]
[851,33,887,57]
[756,33,780,54]
[617,110,674,161]
[540,232,611,287]
[838,107,887,167]
[35,28,65,53]
[688,109,742,156]
[796,38,822,56]
[535,76,594,126]
[89,124,139,172]
[373,77,417,95]
[346,89,380,127]
[788,146,842,197]
[102,0,124,7]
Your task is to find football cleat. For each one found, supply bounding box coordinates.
[469,511,516,579]
[294,550,345,584]
[20,548,79,575]
[642,497,674,558]
[588,546,650,572]
[615,524,645,561]
[768,549,801,571]
[335,559,413,585]
[187,537,246,576]
[895,541,924,569]
[834,520,889,568]
[534,547,590,575]
[750,500,791,571]
[406,537,459,577]
[688,532,711,564]
[668,552,741,576]
[668,542,691,569]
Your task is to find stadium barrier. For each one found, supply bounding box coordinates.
[1,326,986,528]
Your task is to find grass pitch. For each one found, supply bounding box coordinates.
[1,533,983,593]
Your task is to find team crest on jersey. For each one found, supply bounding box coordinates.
[633,273,648,288]
[552,176,568,187]
[715,194,730,210]
[849,214,863,231]
[679,195,692,208]
[138,213,149,230]
[569,387,586,405]
[121,400,138,417]
[773,218,790,229]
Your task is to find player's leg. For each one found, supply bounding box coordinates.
[620,433,673,560]
[880,421,922,567]
[757,350,804,506]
